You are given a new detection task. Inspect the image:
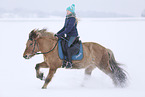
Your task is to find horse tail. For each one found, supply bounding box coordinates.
[107,49,128,87]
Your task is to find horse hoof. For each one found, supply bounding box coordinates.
[36,73,44,80]
[42,86,47,89]
[40,73,44,80]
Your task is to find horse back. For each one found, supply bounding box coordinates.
[82,42,107,62]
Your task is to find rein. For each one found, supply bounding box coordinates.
[32,39,58,55]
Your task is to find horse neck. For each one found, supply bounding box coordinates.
[38,37,58,53]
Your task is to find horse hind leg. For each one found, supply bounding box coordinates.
[96,50,116,86]
[81,65,96,87]
[35,62,49,80]
[84,65,96,79]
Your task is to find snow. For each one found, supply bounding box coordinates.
[0,17,145,97]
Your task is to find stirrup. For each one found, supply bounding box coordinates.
[66,62,73,69]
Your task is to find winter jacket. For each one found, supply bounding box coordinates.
[57,17,78,37]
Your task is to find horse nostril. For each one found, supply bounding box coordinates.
[23,55,27,58]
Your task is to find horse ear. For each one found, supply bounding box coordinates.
[34,34,39,40]
[30,29,42,40]
[33,29,36,32]
[35,32,42,40]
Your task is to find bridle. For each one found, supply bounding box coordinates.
[30,39,58,55]
[31,39,39,55]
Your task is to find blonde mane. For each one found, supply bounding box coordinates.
[29,28,57,40]
[37,29,54,37]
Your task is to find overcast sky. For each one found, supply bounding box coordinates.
[0,0,145,16]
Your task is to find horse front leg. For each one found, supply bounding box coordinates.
[35,62,49,80]
[42,69,57,89]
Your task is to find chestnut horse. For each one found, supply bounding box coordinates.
[23,29,127,89]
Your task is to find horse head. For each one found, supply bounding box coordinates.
[23,29,41,59]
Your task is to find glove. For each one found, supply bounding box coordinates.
[54,34,61,39]
[54,34,57,37]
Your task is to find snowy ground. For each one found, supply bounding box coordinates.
[0,17,145,97]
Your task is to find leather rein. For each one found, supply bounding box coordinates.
[31,39,58,55]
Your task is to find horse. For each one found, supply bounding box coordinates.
[23,29,127,89]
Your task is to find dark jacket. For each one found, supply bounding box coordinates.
[57,17,78,37]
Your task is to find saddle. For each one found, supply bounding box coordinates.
[58,37,83,60]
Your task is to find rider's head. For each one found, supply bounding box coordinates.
[66,4,75,15]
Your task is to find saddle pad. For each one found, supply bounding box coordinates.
[58,40,83,60]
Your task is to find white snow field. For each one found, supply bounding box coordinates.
[0,17,145,97]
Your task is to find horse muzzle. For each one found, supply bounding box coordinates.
[23,54,32,59]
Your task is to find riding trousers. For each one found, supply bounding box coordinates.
[61,36,78,62]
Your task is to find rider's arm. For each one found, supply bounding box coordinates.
[58,18,75,37]
[57,26,65,34]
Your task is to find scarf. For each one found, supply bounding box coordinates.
[66,13,76,18]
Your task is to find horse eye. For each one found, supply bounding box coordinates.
[30,43,33,46]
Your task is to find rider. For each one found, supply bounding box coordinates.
[55,4,79,68]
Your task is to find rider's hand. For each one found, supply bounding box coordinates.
[54,34,61,39]
[54,34,57,37]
